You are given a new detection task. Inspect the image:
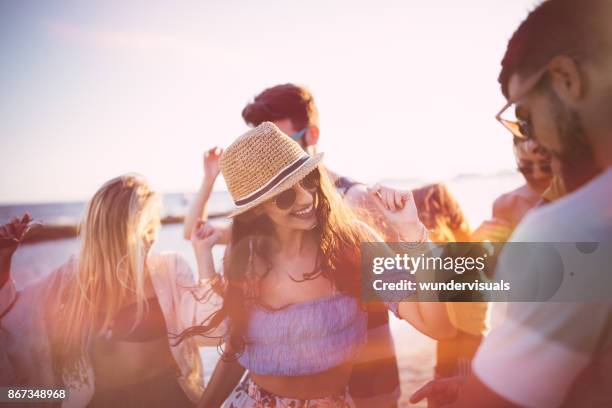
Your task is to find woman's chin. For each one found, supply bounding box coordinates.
[286,215,318,231]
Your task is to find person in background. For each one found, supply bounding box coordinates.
[410,0,612,406]
[0,174,224,407]
[496,137,553,225]
[471,137,554,243]
[186,84,471,408]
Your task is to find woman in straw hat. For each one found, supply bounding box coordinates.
[0,174,224,407]
[181,122,456,407]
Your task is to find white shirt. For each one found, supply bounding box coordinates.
[473,168,612,408]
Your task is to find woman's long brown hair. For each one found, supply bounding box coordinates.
[177,167,376,358]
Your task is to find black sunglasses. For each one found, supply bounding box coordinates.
[274,170,320,210]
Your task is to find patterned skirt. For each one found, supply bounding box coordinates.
[222,375,355,408]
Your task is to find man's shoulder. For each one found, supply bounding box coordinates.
[512,169,612,242]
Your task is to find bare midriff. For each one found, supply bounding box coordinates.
[248,362,353,400]
[90,338,178,391]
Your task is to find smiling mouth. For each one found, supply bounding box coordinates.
[290,204,314,218]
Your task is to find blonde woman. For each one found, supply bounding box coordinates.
[0,174,223,407]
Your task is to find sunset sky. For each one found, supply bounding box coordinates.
[0,0,538,203]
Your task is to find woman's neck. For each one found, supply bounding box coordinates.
[272,226,313,258]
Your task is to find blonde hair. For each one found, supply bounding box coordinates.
[49,173,161,381]
[513,138,550,158]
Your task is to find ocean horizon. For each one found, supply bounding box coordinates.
[0,170,523,227]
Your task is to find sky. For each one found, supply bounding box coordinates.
[0,0,539,204]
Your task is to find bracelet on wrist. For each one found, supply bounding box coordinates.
[197,273,225,295]
[209,273,225,295]
[397,222,429,247]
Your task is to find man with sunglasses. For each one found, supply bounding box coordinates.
[410,0,612,407]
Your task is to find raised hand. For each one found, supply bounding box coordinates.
[191,220,223,253]
[366,184,424,241]
[0,213,40,286]
[0,213,40,250]
[203,147,224,181]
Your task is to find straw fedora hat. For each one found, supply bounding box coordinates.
[220,122,324,217]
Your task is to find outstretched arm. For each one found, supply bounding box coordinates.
[1,213,44,340]
[183,147,224,240]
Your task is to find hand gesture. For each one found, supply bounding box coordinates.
[367,184,422,241]
[0,213,40,251]
[409,376,463,407]
[1,213,40,285]
[191,220,222,253]
[203,147,223,180]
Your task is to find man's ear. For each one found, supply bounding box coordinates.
[304,125,320,146]
[547,55,584,106]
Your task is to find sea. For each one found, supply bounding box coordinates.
[1,172,521,407]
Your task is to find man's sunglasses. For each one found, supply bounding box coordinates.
[496,52,583,139]
[495,65,549,140]
[289,128,307,142]
[273,169,320,210]
[517,163,552,176]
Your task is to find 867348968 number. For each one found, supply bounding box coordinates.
[1,388,67,402]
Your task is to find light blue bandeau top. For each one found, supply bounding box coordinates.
[237,293,368,376]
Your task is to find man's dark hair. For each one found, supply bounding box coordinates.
[242,83,319,130]
[499,0,612,97]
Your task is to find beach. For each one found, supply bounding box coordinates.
[5,172,520,407]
